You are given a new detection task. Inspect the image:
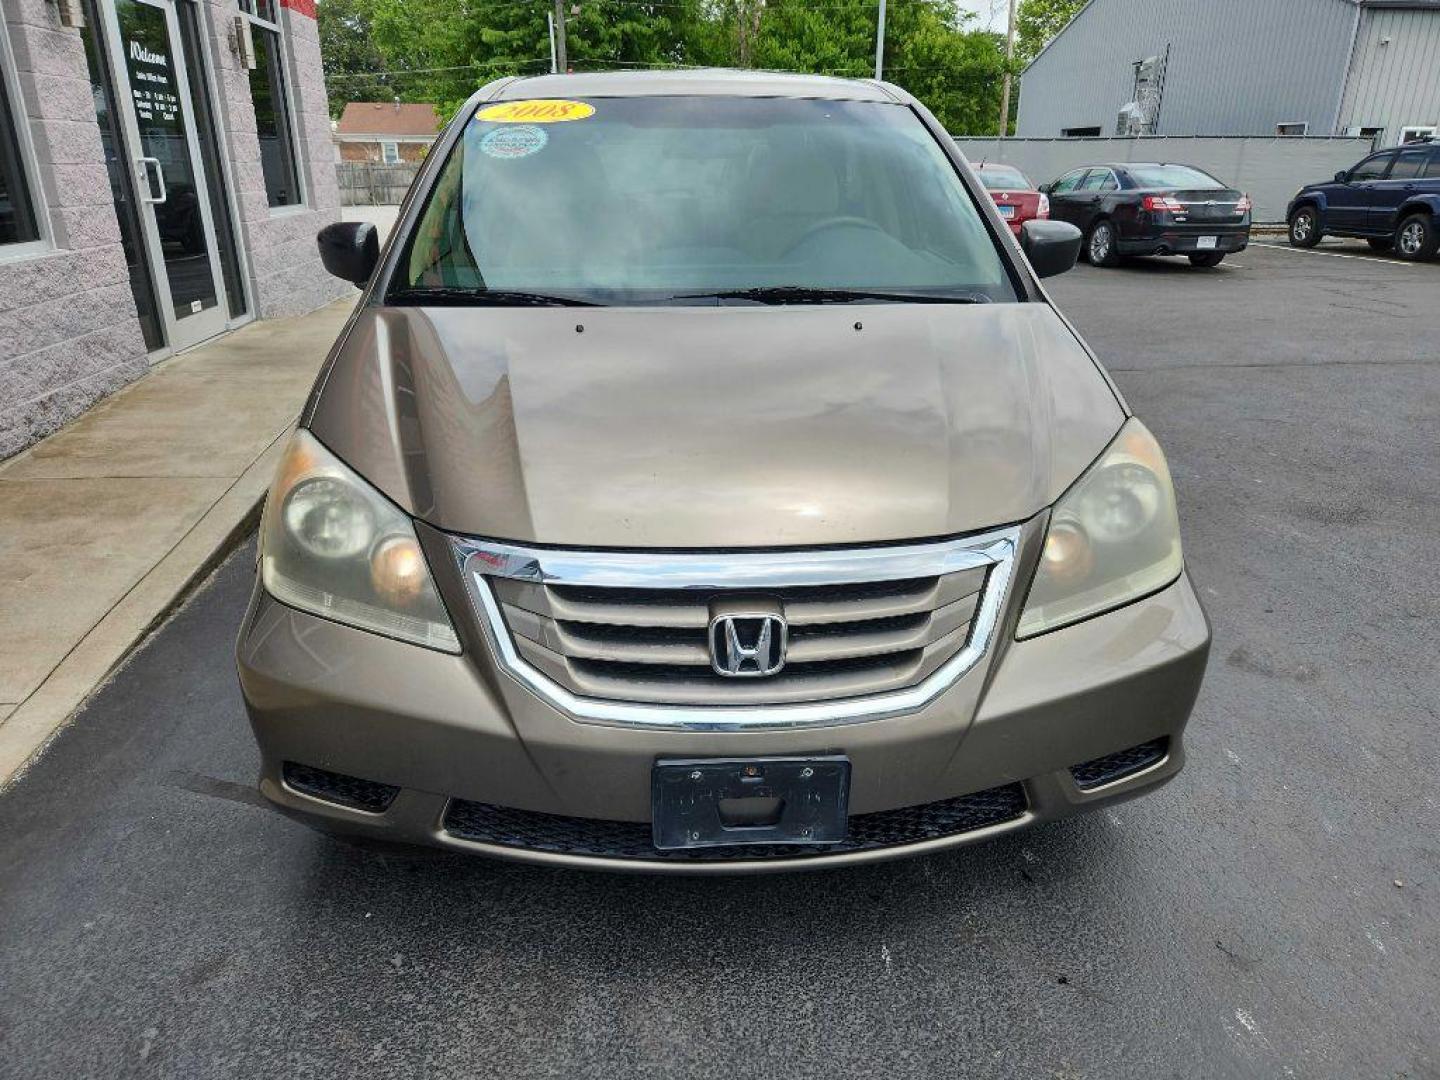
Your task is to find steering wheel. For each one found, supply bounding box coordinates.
[783,216,886,256]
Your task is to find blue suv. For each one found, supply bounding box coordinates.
[1287,141,1440,261]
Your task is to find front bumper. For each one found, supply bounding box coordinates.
[237,547,1211,871]
[1119,226,1250,256]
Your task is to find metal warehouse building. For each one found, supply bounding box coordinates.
[1017,0,1440,147]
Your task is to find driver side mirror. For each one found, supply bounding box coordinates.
[1334,170,1349,183]
[317,221,379,287]
[1037,182,1052,194]
[1020,219,1082,279]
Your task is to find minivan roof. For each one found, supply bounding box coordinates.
[492,68,903,103]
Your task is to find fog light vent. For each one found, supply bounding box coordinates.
[1070,738,1168,790]
[282,762,399,813]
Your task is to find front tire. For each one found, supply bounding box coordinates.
[1086,219,1121,267]
[1188,251,1225,267]
[1394,212,1438,262]
[1289,205,1321,248]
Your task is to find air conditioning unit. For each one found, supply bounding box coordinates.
[1117,52,1166,135]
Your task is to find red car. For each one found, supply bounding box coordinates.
[976,163,1049,235]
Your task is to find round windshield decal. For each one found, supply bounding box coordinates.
[475,99,595,124]
[477,124,549,160]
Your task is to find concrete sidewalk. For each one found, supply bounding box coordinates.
[0,298,353,787]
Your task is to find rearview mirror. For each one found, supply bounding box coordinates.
[1334,170,1349,183]
[317,221,379,287]
[1020,219,1082,279]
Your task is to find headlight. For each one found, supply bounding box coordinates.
[1017,418,1183,638]
[260,430,461,652]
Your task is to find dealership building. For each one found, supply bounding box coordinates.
[1,0,348,458]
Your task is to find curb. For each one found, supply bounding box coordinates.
[0,431,286,791]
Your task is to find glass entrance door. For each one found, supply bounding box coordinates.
[99,0,228,353]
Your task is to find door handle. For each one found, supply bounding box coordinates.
[137,157,167,204]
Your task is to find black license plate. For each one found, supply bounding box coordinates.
[652,756,850,851]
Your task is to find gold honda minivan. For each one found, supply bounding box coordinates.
[237,70,1210,872]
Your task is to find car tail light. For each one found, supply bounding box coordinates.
[1037,192,1050,218]
[1235,194,1253,213]
[1142,195,1186,212]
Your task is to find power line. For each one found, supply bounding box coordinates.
[321,0,949,15]
[325,58,997,82]
[324,58,551,80]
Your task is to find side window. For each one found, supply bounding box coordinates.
[1350,154,1393,182]
[1389,149,1428,180]
[1096,170,1119,192]
[1051,171,1083,193]
[1079,169,1108,191]
[1,42,43,249]
[240,0,303,207]
[1425,150,1440,180]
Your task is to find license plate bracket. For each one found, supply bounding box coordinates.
[652,756,850,851]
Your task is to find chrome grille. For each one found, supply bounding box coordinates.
[452,528,1020,731]
[489,571,986,705]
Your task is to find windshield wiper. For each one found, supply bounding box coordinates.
[387,287,599,307]
[671,286,989,305]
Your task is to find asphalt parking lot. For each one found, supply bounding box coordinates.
[2,241,1437,1080]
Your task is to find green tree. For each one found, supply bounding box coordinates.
[366,0,547,115]
[318,0,1014,131]
[324,0,704,118]
[318,0,392,116]
[748,0,1007,132]
[1014,0,1086,63]
[885,4,1007,134]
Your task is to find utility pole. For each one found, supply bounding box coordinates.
[874,0,887,80]
[997,0,1017,135]
[548,10,558,73]
[553,0,568,73]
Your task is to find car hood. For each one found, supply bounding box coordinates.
[307,303,1125,548]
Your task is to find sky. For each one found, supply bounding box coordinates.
[955,0,1010,33]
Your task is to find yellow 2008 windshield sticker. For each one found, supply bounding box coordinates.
[475,99,595,123]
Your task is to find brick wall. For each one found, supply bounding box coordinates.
[0,0,149,460]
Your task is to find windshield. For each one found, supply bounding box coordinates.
[977,165,1031,190]
[1124,164,1224,189]
[399,95,1017,304]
